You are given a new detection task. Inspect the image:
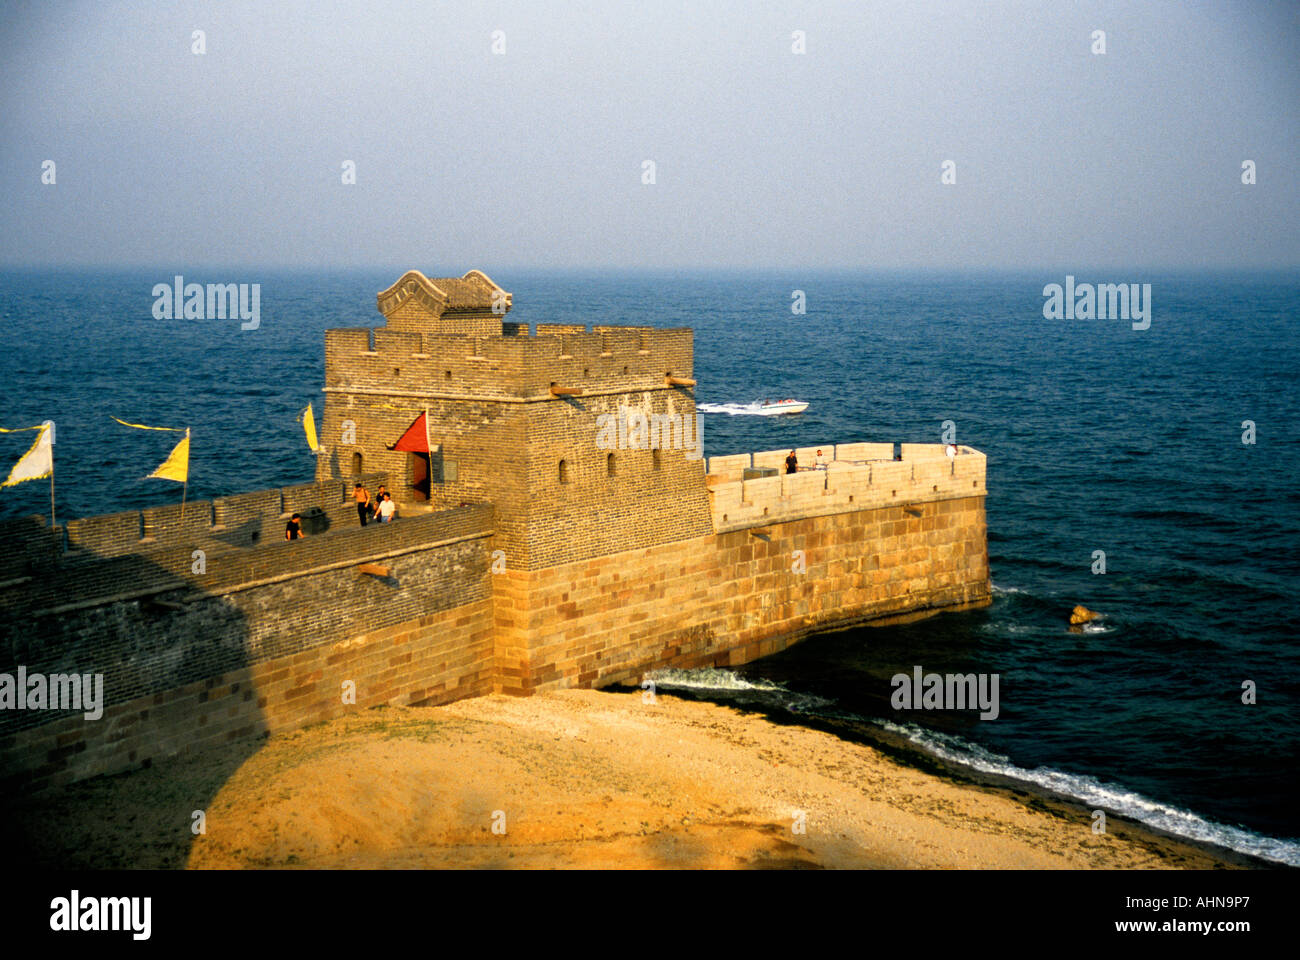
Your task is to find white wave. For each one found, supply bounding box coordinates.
[648,667,1299,865]
[647,666,783,692]
[990,583,1030,596]
[1078,620,1115,634]
[875,719,1300,866]
[978,621,1040,636]
[645,667,833,712]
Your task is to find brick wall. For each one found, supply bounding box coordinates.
[0,504,495,790]
[0,597,494,792]
[492,493,990,695]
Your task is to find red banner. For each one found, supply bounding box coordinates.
[390,412,431,452]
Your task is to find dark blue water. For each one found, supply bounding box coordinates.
[2,268,1297,863]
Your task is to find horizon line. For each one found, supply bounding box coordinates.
[1,263,1298,275]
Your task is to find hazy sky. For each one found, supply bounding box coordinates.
[1,0,1296,270]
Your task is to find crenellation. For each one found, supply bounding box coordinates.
[324,327,372,355]
[48,473,399,561]
[707,453,752,477]
[372,329,424,355]
[279,480,333,517]
[213,489,284,530]
[0,514,62,577]
[753,449,791,471]
[900,442,952,460]
[559,331,603,358]
[140,501,214,542]
[324,324,693,400]
[707,445,987,533]
[835,442,896,462]
[63,511,143,558]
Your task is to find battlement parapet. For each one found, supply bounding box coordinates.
[0,502,494,625]
[705,443,987,532]
[325,324,694,399]
[9,473,397,567]
[0,514,63,583]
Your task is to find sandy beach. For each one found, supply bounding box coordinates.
[7,689,1253,870]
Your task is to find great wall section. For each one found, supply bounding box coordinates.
[0,270,990,792]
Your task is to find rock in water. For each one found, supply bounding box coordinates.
[1070,605,1099,625]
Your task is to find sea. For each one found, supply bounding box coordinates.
[1,268,1296,865]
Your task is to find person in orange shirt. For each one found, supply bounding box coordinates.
[353,482,371,527]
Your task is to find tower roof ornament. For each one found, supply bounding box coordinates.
[376,269,512,329]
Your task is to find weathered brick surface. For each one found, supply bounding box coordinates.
[0,504,493,744]
[0,598,494,789]
[492,495,990,696]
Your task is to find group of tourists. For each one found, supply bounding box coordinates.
[784,449,830,474]
[354,483,396,526]
[283,482,396,541]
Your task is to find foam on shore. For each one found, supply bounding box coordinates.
[647,664,1299,867]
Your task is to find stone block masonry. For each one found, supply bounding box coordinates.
[1,495,495,790]
[492,493,989,696]
[706,445,987,532]
[0,267,991,793]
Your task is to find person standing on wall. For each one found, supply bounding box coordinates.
[785,450,798,474]
[285,513,307,540]
[378,492,396,524]
[370,484,388,522]
[353,482,371,527]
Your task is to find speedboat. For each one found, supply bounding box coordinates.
[697,398,810,416]
[755,398,808,415]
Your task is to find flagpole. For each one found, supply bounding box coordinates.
[49,451,56,528]
[424,405,432,491]
[180,428,189,523]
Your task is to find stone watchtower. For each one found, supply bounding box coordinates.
[316,269,714,689]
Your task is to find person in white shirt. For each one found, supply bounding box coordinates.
[946,442,958,458]
[378,493,397,523]
[815,449,829,470]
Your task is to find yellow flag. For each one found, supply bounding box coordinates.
[301,403,319,452]
[111,416,182,432]
[147,429,190,482]
[112,417,190,481]
[1,421,53,487]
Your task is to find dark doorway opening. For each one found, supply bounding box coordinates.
[410,452,430,501]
